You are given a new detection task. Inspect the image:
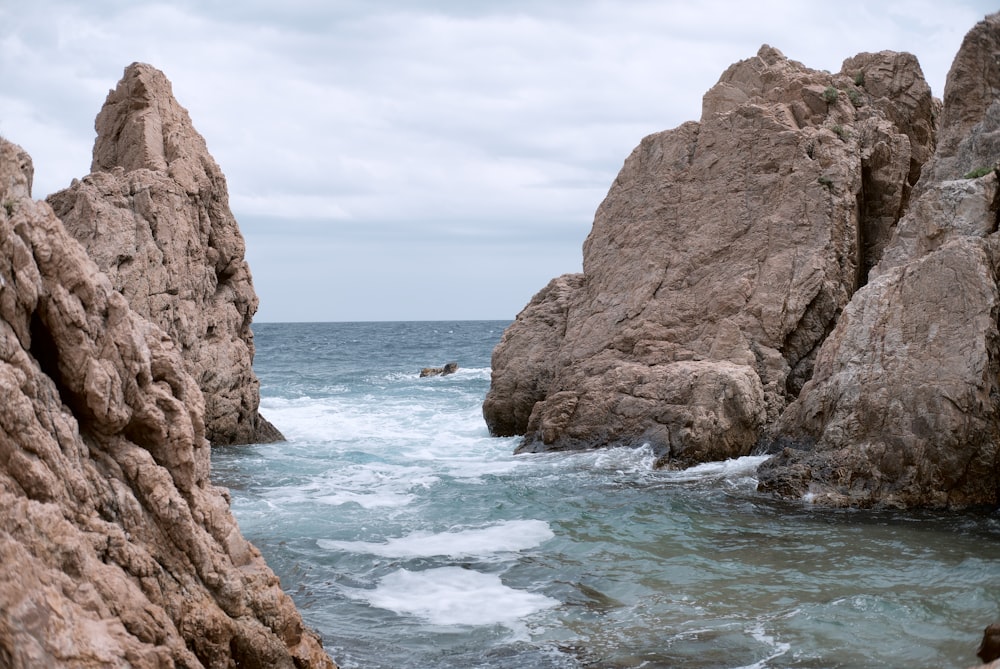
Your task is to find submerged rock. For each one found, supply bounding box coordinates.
[485,45,933,466]
[47,63,282,446]
[0,138,334,666]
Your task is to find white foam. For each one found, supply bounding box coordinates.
[262,462,438,509]
[664,455,771,483]
[591,444,659,472]
[311,490,415,509]
[451,366,492,381]
[359,567,558,626]
[732,624,791,669]
[318,519,554,558]
[262,393,491,445]
[399,433,526,479]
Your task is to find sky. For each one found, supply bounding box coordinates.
[1,1,996,322]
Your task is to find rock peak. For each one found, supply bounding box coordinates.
[756,44,786,64]
[92,62,220,194]
[0,139,32,200]
[49,63,283,446]
[914,11,1000,190]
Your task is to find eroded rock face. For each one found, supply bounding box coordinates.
[47,63,282,446]
[758,13,1000,508]
[485,46,934,466]
[0,139,334,666]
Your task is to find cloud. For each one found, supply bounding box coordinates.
[1,0,997,320]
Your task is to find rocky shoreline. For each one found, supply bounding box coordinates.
[3,10,999,668]
[0,66,334,667]
[485,13,1000,512]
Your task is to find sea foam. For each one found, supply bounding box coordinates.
[262,462,439,509]
[358,566,558,626]
[663,455,771,483]
[318,519,554,558]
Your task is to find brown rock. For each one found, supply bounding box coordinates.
[420,361,459,377]
[484,46,933,465]
[757,236,1000,508]
[759,13,1000,508]
[917,13,1000,191]
[47,63,282,446]
[841,51,937,188]
[483,274,583,437]
[0,138,335,666]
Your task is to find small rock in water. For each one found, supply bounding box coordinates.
[420,362,458,377]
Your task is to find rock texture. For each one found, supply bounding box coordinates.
[484,45,935,466]
[757,14,1000,508]
[47,63,282,446]
[0,139,334,666]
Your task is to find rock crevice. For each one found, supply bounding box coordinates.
[757,13,1000,508]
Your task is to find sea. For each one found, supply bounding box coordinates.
[211,321,1000,669]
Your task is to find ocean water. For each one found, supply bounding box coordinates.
[212,321,1000,669]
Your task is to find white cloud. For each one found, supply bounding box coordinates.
[1,0,997,320]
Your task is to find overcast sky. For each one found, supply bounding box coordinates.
[1,1,996,322]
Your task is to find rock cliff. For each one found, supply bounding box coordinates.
[487,13,1000,508]
[47,63,282,446]
[757,13,1000,508]
[0,139,334,666]
[485,45,935,466]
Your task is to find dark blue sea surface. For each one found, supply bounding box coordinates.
[211,321,1000,669]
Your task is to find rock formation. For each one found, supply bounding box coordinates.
[420,362,459,377]
[487,12,1000,508]
[757,13,1000,508]
[47,63,282,446]
[485,45,935,466]
[0,139,334,666]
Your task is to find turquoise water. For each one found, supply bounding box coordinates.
[211,321,1000,668]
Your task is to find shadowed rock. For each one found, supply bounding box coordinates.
[979,623,1000,663]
